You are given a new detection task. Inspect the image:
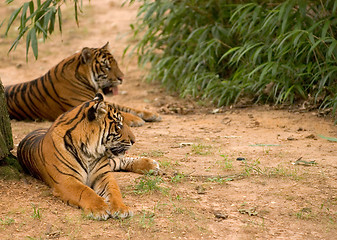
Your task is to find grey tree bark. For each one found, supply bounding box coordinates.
[0,78,13,160]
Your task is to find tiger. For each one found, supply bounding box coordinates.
[17,93,160,220]
[5,42,161,126]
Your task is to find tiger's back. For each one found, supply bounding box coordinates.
[17,128,48,181]
[5,43,123,121]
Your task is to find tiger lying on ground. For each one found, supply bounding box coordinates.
[17,93,160,220]
[5,42,161,126]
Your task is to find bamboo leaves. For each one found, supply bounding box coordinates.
[3,0,84,60]
[130,1,337,115]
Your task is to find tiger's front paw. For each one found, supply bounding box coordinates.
[110,204,133,219]
[122,112,145,127]
[84,201,111,221]
[140,111,162,122]
[133,157,160,175]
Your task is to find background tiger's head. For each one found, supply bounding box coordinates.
[55,93,135,159]
[80,42,124,96]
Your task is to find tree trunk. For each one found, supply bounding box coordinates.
[0,78,13,160]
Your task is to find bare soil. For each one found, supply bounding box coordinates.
[1,1,337,239]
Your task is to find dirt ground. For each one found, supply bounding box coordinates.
[1,1,337,239]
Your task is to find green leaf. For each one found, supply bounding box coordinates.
[74,1,79,26]
[5,6,23,36]
[30,28,38,59]
[29,1,34,14]
[318,135,337,142]
[26,29,31,60]
[57,6,62,32]
[20,2,29,29]
[327,40,337,59]
[219,47,241,63]
[48,8,56,34]
[35,21,47,39]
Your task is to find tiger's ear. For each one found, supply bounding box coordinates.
[81,47,93,64]
[102,42,109,50]
[87,98,107,121]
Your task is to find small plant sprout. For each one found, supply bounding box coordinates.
[31,204,42,220]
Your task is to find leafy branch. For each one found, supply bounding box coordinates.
[3,0,85,60]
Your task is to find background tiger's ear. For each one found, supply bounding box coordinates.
[81,47,92,64]
[87,101,107,121]
[102,42,109,50]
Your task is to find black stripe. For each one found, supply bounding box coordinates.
[52,164,82,182]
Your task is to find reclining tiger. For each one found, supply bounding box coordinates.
[17,93,160,220]
[5,42,161,126]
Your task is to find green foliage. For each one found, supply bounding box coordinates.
[127,0,337,114]
[217,154,233,170]
[139,210,155,229]
[170,172,185,183]
[0,217,15,226]
[207,177,232,183]
[31,204,42,220]
[191,143,212,155]
[134,174,168,195]
[2,0,85,60]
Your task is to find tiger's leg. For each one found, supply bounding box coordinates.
[52,180,111,220]
[112,103,162,123]
[121,112,145,127]
[93,171,133,219]
[110,157,160,175]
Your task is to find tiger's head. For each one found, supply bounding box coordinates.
[80,42,124,96]
[55,93,135,159]
[87,93,135,157]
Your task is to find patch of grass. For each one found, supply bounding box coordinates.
[216,154,233,171]
[191,144,212,155]
[170,172,185,183]
[295,208,314,220]
[134,174,169,195]
[240,160,303,180]
[267,164,302,180]
[169,200,186,215]
[241,160,264,176]
[157,159,181,168]
[139,210,155,229]
[207,177,233,184]
[0,217,15,226]
[31,204,42,220]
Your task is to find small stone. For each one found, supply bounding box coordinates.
[214,212,228,220]
[305,134,316,139]
[196,185,206,194]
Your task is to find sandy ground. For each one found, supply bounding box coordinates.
[0,1,337,239]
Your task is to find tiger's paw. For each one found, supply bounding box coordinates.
[110,204,133,219]
[140,111,162,122]
[84,204,111,221]
[122,112,145,127]
[132,157,160,175]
